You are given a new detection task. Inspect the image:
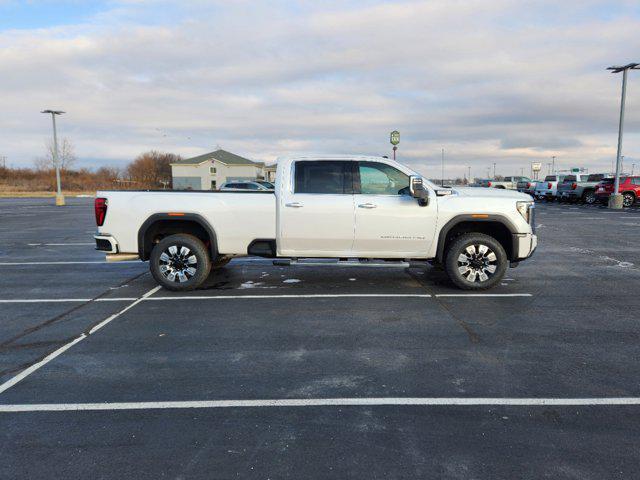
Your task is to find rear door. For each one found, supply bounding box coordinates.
[278,160,356,256]
[352,161,437,257]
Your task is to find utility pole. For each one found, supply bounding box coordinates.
[441,148,445,186]
[41,110,66,206]
[467,166,471,183]
[493,162,496,178]
[551,156,556,174]
[621,155,625,174]
[607,62,639,208]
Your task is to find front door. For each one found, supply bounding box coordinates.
[352,161,437,257]
[278,160,355,256]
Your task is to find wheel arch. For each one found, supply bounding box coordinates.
[436,215,518,263]
[137,213,218,261]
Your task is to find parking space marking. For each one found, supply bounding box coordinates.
[145,294,433,300]
[0,261,142,266]
[27,243,95,246]
[0,286,161,395]
[1,397,640,412]
[0,293,538,303]
[435,293,532,297]
[0,298,137,303]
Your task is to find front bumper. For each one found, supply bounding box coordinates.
[513,233,537,261]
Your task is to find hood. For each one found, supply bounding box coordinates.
[451,187,532,201]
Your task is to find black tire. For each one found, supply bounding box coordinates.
[212,256,232,270]
[623,192,636,208]
[582,190,596,205]
[444,233,508,290]
[150,234,211,291]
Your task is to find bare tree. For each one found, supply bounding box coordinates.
[34,137,77,171]
[126,151,179,188]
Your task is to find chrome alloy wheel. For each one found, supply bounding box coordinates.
[457,244,498,283]
[158,245,198,283]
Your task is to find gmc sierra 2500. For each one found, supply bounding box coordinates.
[94,155,537,291]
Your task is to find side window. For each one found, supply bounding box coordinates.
[633,177,640,185]
[246,183,261,190]
[294,161,352,194]
[357,161,410,195]
[233,183,246,189]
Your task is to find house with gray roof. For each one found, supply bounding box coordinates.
[171,149,265,190]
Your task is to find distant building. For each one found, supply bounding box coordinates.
[263,164,277,183]
[171,149,264,190]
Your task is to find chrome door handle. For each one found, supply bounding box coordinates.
[358,203,377,209]
[285,202,304,208]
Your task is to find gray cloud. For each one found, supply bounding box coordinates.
[0,0,638,179]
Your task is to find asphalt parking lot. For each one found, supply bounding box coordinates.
[1,197,639,479]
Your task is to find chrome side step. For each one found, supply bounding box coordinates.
[272,259,427,268]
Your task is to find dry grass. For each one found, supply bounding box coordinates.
[0,191,95,198]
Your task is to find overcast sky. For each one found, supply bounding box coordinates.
[0,0,639,178]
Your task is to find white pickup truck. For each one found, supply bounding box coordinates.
[95,155,537,291]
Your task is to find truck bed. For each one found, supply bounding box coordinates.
[97,190,276,256]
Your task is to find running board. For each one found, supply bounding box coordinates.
[272,259,427,268]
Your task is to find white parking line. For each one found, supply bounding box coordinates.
[145,294,434,300]
[27,243,95,246]
[1,397,639,412]
[0,286,161,395]
[435,293,532,297]
[0,293,537,303]
[0,261,142,266]
[0,298,137,303]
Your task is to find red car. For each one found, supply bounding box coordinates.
[595,176,640,207]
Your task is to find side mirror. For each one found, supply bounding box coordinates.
[409,176,429,206]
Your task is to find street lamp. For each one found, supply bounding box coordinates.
[41,109,66,206]
[606,63,639,208]
[390,130,400,161]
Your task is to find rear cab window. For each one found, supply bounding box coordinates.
[294,161,353,194]
[544,176,557,181]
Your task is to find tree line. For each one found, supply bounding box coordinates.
[0,140,179,193]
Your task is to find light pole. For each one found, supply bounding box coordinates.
[551,156,556,174]
[41,109,66,206]
[493,162,496,178]
[441,148,445,186]
[467,166,471,184]
[390,130,400,161]
[607,63,639,208]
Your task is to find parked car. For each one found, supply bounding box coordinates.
[534,174,568,201]
[595,176,640,207]
[219,180,274,191]
[557,173,590,202]
[517,178,536,196]
[558,173,613,204]
[479,176,531,190]
[95,155,537,291]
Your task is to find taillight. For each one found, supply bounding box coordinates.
[487,181,492,187]
[548,182,552,189]
[95,197,108,226]
[571,183,577,190]
[527,183,531,188]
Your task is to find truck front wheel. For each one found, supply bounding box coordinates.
[150,234,212,291]
[444,233,508,290]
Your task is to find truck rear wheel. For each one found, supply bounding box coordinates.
[444,233,507,290]
[150,234,211,291]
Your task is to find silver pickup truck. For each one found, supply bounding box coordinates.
[557,173,613,204]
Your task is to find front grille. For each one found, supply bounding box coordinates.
[529,205,536,233]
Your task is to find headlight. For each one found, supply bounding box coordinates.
[516,201,533,223]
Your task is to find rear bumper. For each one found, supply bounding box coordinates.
[94,234,118,253]
[513,233,537,261]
